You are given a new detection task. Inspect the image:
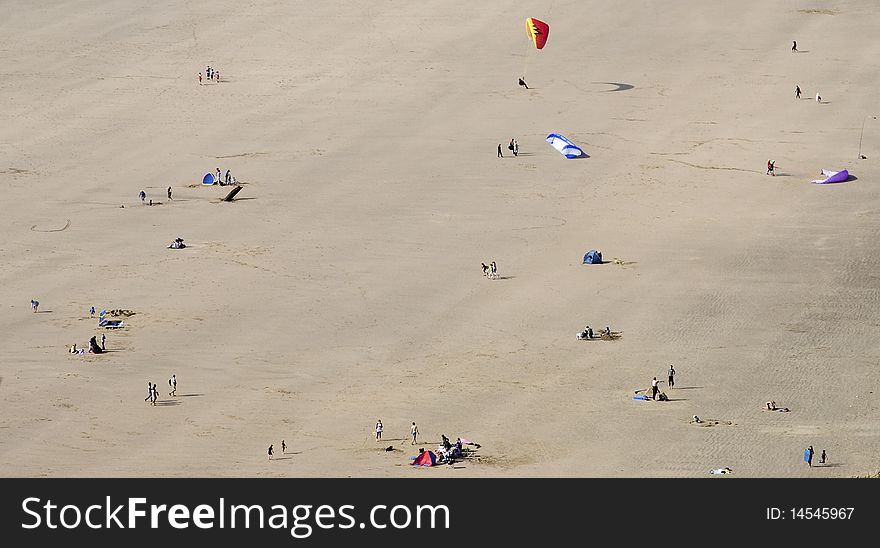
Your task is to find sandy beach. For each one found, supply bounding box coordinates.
[2,0,880,477]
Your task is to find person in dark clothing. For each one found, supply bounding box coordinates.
[791,40,797,52]
[518,78,529,89]
[497,144,503,158]
[167,186,173,200]
[796,85,801,99]
[806,445,814,467]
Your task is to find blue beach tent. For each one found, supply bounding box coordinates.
[583,250,603,264]
[202,173,215,185]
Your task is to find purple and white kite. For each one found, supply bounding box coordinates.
[812,169,849,184]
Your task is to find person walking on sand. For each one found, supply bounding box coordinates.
[490,261,497,279]
[519,77,529,89]
[101,333,106,350]
[497,144,503,158]
[796,85,801,99]
[792,40,797,52]
[410,422,419,445]
[139,190,146,203]
[376,420,383,441]
[215,70,220,83]
[198,72,203,85]
[167,186,172,200]
[145,382,153,404]
[90,306,96,317]
[481,262,489,277]
[31,299,39,313]
[168,374,177,397]
[514,140,519,156]
[216,167,222,184]
[767,160,775,176]
[667,365,675,389]
[820,449,826,464]
[805,445,814,467]
[225,169,231,185]
[268,444,274,460]
[816,92,821,103]
[651,377,660,400]
[281,440,287,454]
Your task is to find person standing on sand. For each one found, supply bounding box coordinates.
[268,444,274,460]
[796,85,801,99]
[410,422,419,445]
[281,440,287,454]
[101,333,106,350]
[145,382,153,404]
[514,140,519,156]
[90,306,96,317]
[167,186,172,200]
[497,144,503,158]
[767,160,775,176]
[792,40,797,52]
[31,299,39,313]
[820,449,826,464]
[216,167,222,184]
[198,72,203,85]
[376,420,383,441]
[139,190,146,203]
[667,365,675,389]
[490,261,497,279]
[805,445,814,467]
[168,374,177,397]
[651,377,660,400]
[816,92,821,103]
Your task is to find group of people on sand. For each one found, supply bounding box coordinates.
[497,139,519,157]
[144,375,177,406]
[210,167,236,186]
[198,66,221,85]
[578,324,612,340]
[481,261,498,279]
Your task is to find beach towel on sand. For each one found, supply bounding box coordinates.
[633,394,649,401]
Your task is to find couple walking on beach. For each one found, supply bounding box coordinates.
[373,420,419,444]
[144,374,177,405]
[481,261,498,279]
[268,440,288,460]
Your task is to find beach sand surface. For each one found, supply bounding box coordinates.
[2,1,879,477]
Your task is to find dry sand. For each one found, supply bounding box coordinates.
[2,0,880,477]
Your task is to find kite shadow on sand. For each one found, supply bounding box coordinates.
[594,82,635,92]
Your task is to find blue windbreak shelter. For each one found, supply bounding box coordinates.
[583,250,602,264]
[202,173,215,185]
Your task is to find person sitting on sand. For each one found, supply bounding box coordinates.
[766,401,777,410]
[603,326,611,337]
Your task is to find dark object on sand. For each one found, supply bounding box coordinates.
[89,336,103,354]
[222,185,242,202]
[385,446,394,452]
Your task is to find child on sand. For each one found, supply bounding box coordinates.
[376,420,383,441]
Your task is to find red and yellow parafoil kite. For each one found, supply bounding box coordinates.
[526,17,549,50]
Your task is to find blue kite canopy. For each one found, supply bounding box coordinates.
[202,173,215,185]
[546,133,585,158]
[583,250,603,264]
